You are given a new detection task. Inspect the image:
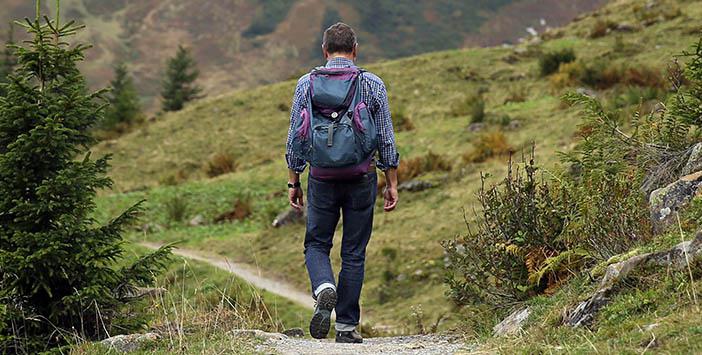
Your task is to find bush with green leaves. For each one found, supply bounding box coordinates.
[443,156,573,306]
[444,35,702,310]
[451,93,485,123]
[0,3,171,352]
[538,48,576,76]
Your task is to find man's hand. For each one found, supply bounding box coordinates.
[289,187,304,211]
[288,169,304,211]
[383,168,399,212]
[383,186,398,212]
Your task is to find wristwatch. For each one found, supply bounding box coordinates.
[287,182,301,189]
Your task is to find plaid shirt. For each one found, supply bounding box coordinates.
[285,57,400,173]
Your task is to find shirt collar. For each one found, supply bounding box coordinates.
[325,57,355,68]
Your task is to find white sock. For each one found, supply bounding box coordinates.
[335,323,356,332]
[314,283,336,298]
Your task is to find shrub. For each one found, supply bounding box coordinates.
[451,93,486,123]
[504,84,528,104]
[610,86,665,110]
[443,157,574,306]
[165,195,190,224]
[205,152,237,177]
[538,48,576,77]
[463,131,513,163]
[159,169,189,186]
[214,198,253,223]
[393,105,415,131]
[550,61,585,88]
[590,20,616,39]
[398,151,453,183]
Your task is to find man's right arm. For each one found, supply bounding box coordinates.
[285,77,309,174]
[286,77,309,210]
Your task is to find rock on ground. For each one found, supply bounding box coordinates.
[101,333,160,352]
[649,171,702,233]
[272,207,306,228]
[564,230,702,327]
[398,180,436,192]
[267,335,469,355]
[682,143,702,176]
[189,214,206,227]
[230,329,288,341]
[493,307,531,337]
[282,328,305,337]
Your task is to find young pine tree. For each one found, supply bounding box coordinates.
[161,45,203,112]
[101,63,142,131]
[0,2,171,352]
[0,24,16,97]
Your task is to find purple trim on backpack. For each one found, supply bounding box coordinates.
[353,102,367,132]
[296,108,310,139]
[310,158,373,181]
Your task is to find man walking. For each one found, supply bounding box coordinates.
[285,23,399,343]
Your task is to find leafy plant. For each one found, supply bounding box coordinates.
[452,93,486,123]
[443,155,571,306]
[538,48,576,77]
[0,3,171,352]
[164,195,190,224]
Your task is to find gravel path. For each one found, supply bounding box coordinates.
[265,335,471,355]
[139,242,314,310]
[142,243,472,354]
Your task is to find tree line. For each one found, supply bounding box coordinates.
[0,24,203,138]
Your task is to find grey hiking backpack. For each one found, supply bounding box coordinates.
[290,66,377,179]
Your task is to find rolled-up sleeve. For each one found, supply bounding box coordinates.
[285,77,309,173]
[372,80,400,171]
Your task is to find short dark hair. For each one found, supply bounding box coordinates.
[322,22,357,54]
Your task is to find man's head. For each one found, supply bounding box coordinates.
[322,22,357,61]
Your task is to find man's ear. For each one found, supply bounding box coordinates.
[322,46,329,60]
[352,43,358,61]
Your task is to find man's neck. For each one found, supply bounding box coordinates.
[327,54,354,62]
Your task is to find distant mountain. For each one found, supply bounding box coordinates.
[0,0,606,110]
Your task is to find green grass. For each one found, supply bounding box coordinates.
[91,0,702,336]
[70,243,307,353]
[475,245,702,353]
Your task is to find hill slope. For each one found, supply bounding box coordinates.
[92,0,702,333]
[0,0,605,109]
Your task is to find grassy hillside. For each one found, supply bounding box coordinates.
[92,0,702,335]
[0,0,604,110]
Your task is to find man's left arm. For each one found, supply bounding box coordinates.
[373,80,400,212]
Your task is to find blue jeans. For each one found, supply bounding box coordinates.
[304,172,378,327]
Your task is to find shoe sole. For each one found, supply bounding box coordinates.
[335,337,363,344]
[309,290,337,339]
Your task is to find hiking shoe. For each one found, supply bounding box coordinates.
[335,329,363,344]
[309,288,337,339]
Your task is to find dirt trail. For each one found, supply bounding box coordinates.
[139,242,314,310]
[141,243,471,354]
[266,335,470,355]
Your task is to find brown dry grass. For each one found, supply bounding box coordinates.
[463,131,514,163]
[204,152,238,178]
